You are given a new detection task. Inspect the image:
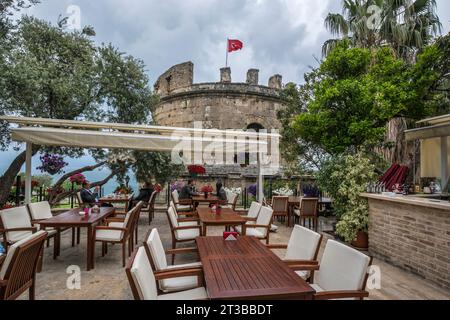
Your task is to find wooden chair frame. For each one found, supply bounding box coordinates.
[271,196,289,226]
[289,252,373,300]
[92,205,141,268]
[166,210,202,265]
[0,231,47,300]
[295,198,319,231]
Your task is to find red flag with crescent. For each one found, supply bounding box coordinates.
[228,39,244,52]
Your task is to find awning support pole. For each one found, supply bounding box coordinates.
[25,142,32,204]
[441,137,448,192]
[257,152,264,204]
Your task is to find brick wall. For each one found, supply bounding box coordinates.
[368,198,450,290]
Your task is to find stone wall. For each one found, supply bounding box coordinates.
[368,198,450,290]
[153,83,285,130]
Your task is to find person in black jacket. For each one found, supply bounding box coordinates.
[216,182,228,201]
[128,182,154,211]
[179,179,198,200]
[80,181,113,207]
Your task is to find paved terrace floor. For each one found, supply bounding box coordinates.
[21,206,450,300]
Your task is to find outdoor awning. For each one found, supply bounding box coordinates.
[10,127,267,153]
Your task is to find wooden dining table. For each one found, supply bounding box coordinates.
[99,195,133,214]
[192,194,227,210]
[197,207,246,236]
[196,236,315,300]
[39,207,116,271]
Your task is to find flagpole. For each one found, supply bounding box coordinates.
[226,38,228,68]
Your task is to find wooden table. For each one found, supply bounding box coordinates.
[197,207,246,236]
[99,195,133,213]
[39,207,115,271]
[196,236,315,300]
[192,195,227,209]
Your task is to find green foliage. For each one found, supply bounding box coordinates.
[132,151,184,185]
[316,153,376,242]
[323,0,442,60]
[17,172,53,187]
[292,43,430,155]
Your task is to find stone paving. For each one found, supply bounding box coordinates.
[24,207,450,300]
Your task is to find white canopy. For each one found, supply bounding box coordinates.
[2,116,279,204]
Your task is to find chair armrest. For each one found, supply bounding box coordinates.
[243,217,257,222]
[266,244,288,250]
[94,226,127,232]
[177,218,199,223]
[177,212,198,217]
[178,200,193,206]
[285,260,320,271]
[154,268,204,281]
[106,218,125,223]
[244,224,269,229]
[166,247,198,255]
[173,225,202,232]
[0,227,38,233]
[314,290,369,300]
[32,219,47,224]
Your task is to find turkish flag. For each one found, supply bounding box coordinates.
[228,39,244,52]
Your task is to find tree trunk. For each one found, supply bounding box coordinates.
[0,145,40,205]
[49,169,119,206]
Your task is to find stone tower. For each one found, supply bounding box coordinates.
[153,62,285,131]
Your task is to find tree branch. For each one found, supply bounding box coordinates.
[50,169,118,205]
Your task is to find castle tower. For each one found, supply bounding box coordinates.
[153,62,285,131]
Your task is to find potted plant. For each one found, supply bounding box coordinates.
[316,153,376,250]
[37,154,68,175]
[201,185,213,198]
[187,165,206,178]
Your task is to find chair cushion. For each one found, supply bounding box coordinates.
[95,229,123,242]
[130,247,158,300]
[158,287,207,300]
[160,276,199,293]
[147,229,168,270]
[179,221,199,227]
[314,240,371,293]
[176,205,191,212]
[0,206,33,243]
[235,226,264,238]
[294,270,310,280]
[0,231,47,280]
[175,228,200,241]
[166,262,202,270]
[28,201,53,220]
[310,283,323,293]
[285,225,321,261]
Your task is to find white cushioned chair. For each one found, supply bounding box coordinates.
[234,206,273,244]
[27,201,75,253]
[144,228,202,293]
[166,207,201,264]
[170,201,199,226]
[93,204,142,268]
[268,225,322,280]
[224,192,239,210]
[306,240,372,300]
[0,206,38,250]
[126,247,207,300]
[0,231,48,300]
[237,202,261,224]
[171,190,192,212]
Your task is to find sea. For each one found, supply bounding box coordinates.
[0,148,139,196]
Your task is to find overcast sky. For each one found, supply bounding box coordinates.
[21,0,450,86]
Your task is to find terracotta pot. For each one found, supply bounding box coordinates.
[351,231,369,250]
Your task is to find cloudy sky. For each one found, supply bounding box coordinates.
[20,0,450,87]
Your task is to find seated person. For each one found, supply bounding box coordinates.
[80,181,113,207]
[128,182,154,211]
[179,179,198,200]
[216,182,228,202]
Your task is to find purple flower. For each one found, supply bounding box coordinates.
[247,184,257,197]
[37,154,68,175]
